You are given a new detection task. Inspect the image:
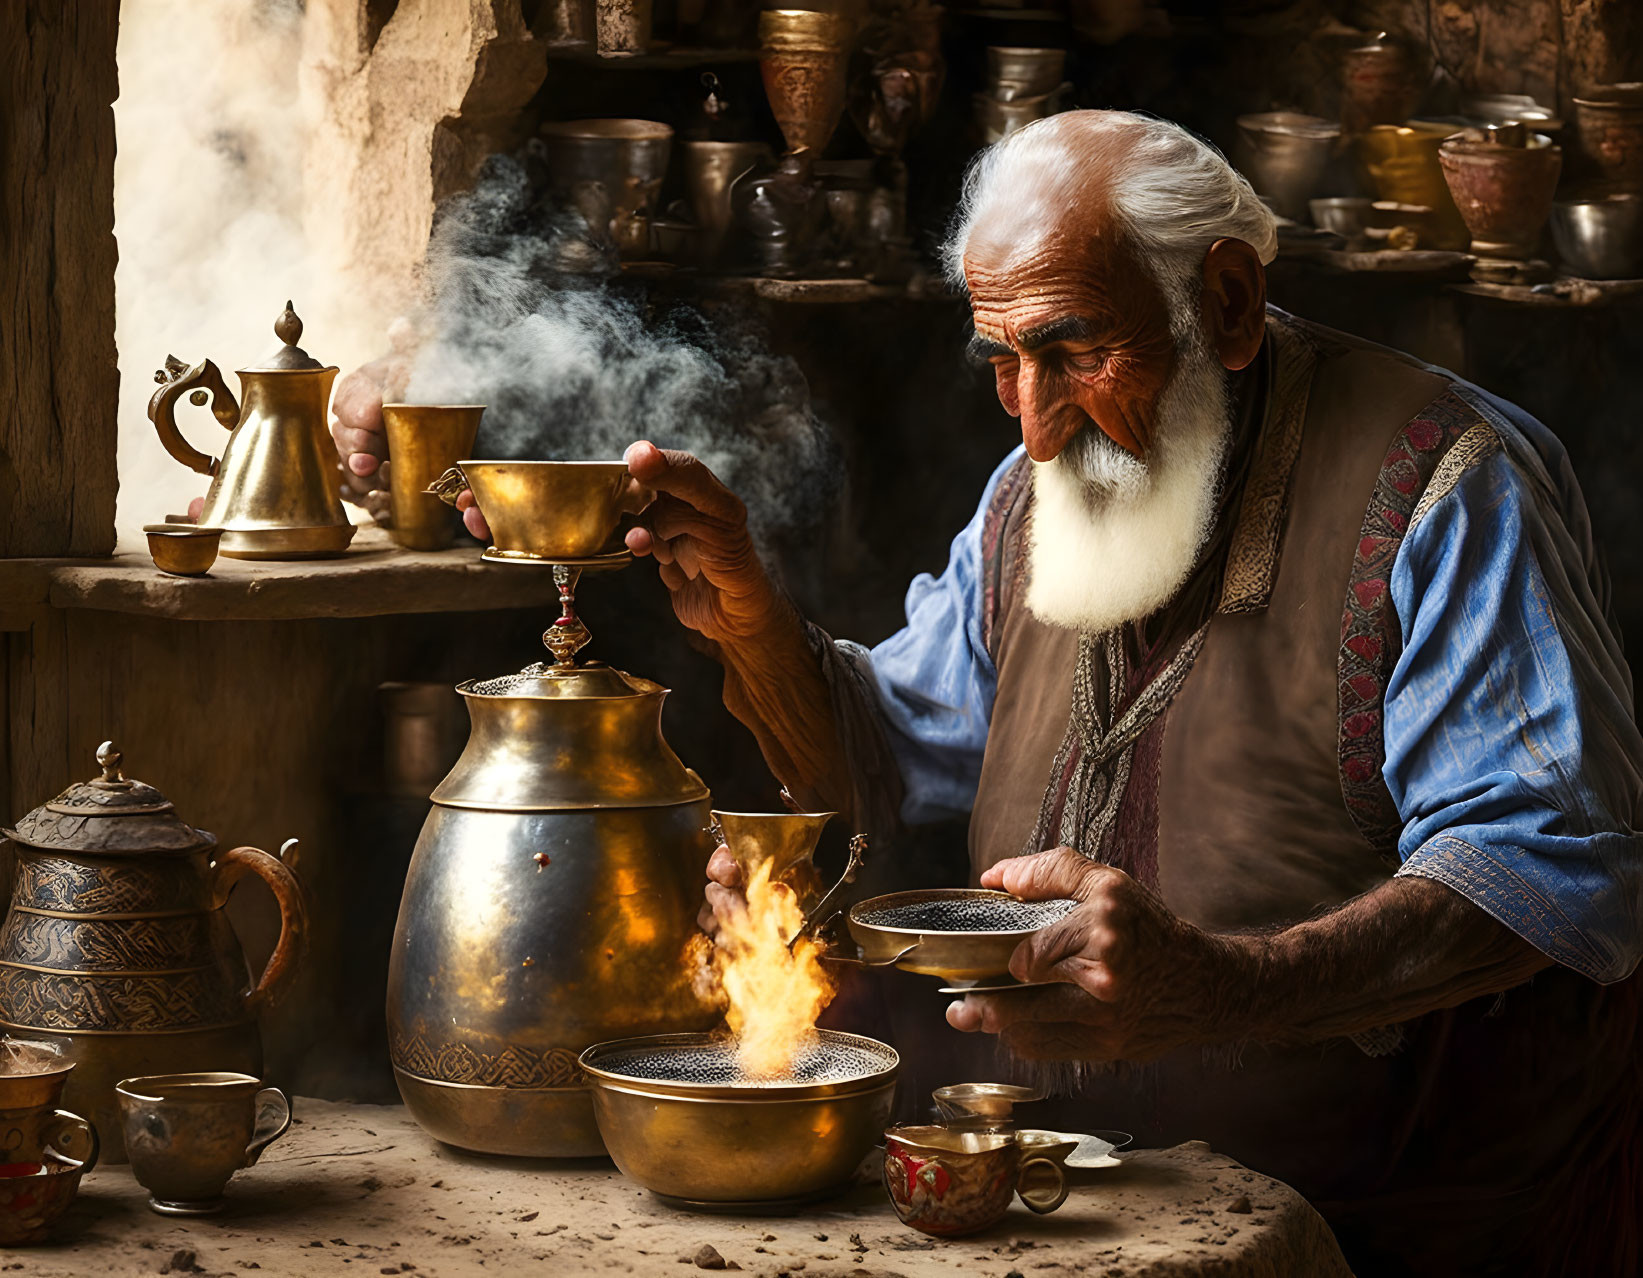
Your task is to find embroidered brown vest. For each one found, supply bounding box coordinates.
[971,313,1467,929]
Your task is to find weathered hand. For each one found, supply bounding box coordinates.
[624,441,786,645]
[330,322,490,540]
[945,848,1251,1062]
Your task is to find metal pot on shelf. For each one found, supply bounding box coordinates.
[0,743,308,1162]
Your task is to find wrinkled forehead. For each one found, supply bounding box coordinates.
[963,205,1151,335]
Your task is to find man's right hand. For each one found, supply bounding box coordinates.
[624,441,788,646]
[698,843,745,937]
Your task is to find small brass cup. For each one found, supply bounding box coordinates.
[883,1125,1068,1237]
[143,524,223,576]
[450,460,652,562]
[116,1072,292,1216]
[381,404,485,551]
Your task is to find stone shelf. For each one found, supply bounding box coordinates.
[0,526,562,626]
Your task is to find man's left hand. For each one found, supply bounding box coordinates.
[945,848,1252,1062]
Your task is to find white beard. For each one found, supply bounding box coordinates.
[1024,329,1232,634]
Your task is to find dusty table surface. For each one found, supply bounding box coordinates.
[31,1099,1351,1277]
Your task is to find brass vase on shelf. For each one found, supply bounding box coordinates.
[759,9,855,157]
[0,744,308,1162]
[1357,122,1471,250]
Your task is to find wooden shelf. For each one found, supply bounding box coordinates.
[618,265,959,304]
[542,43,760,69]
[0,526,564,626]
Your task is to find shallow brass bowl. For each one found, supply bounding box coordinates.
[143,524,223,577]
[581,1030,898,1207]
[458,460,651,561]
[847,889,1078,982]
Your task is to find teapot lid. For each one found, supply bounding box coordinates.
[3,742,215,855]
[240,302,330,373]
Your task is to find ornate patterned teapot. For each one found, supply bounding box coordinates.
[0,743,307,1161]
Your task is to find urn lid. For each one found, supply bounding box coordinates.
[434,662,709,811]
[3,742,216,855]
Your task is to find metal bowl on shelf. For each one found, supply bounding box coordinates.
[1550,193,1643,279]
[580,1030,898,1209]
[847,889,1078,982]
[143,524,223,577]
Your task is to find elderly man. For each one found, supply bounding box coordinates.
[337,112,1643,1275]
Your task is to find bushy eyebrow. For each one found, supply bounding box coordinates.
[1016,316,1094,350]
[966,333,1013,364]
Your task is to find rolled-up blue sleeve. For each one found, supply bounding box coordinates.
[1386,427,1643,983]
[842,448,1022,825]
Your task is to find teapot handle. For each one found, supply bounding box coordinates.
[147,357,240,478]
[212,843,309,1014]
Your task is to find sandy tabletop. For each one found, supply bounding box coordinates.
[26,1099,1351,1277]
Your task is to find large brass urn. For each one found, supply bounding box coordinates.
[386,658,717,1157]
[0,744,307,1162]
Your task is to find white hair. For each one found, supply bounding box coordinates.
[942,110,1278,301]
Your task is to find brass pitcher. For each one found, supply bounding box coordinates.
[0,743,308,1162]
[147,303,355,559]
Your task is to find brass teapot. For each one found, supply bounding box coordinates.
[0,744,308,1162]
[147,303,355,559]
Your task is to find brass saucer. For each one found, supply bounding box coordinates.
[480,547,633,569]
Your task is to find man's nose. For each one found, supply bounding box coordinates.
[1016,360,1082,463]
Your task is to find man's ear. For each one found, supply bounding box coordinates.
[1201,238,1267,371]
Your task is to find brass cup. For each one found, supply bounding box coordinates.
[143,524,223,576]
[381,405,485,551]
[974,91,1054,145]
[712,810,833,910]
[457,460,652,562]
[682,141,774,234]
[116,1072,292,1216]
[883,1125,1068,1237]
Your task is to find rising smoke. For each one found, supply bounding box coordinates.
[403,154,841,553]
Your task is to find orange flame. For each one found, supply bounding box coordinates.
[708,860,836,1077]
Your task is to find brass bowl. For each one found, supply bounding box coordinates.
[143,524,223,577]
[847,889,1079,982]
[1357,122,1471,249]
[581,1030,898,1208]
[456,460,651,562]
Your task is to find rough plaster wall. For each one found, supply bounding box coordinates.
[299,0,549,335]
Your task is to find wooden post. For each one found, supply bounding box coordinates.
[0,2,120,558]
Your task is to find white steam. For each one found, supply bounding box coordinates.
[404,156,839,549]
[113,0,379,535]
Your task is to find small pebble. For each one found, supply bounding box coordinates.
[1226,1195,1252,1214]
[694,1244,728,1270]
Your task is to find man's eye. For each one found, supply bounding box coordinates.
[1066,351,1108,374]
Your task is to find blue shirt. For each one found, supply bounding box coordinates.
[846,385,1643,984]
